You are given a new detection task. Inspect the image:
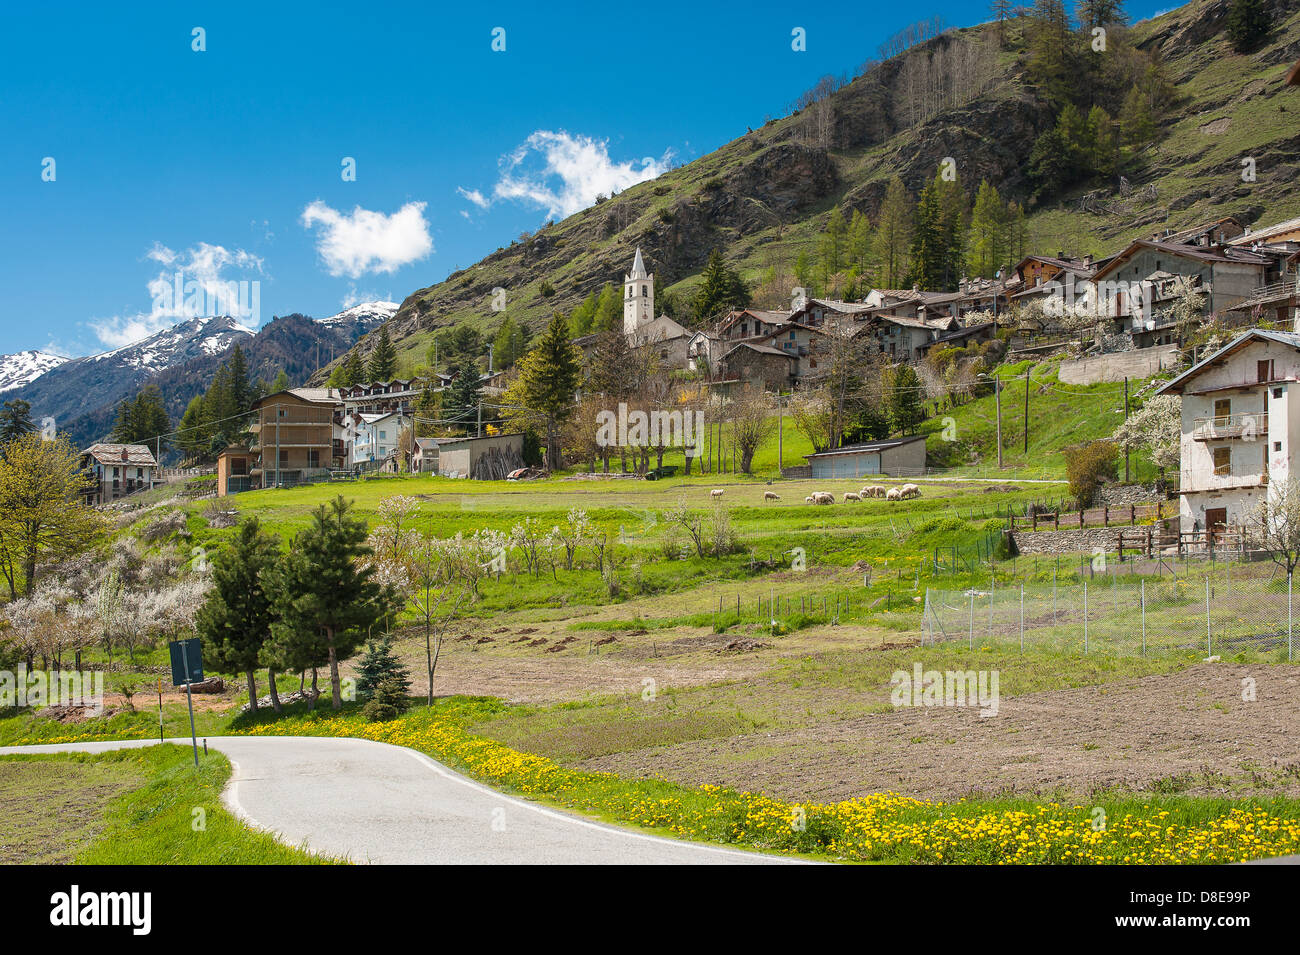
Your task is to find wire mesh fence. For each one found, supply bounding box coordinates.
[923,563,1295,660]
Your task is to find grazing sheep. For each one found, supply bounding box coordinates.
[900,483,921,499]
[764,491,780,502]
[710,489,724,499]
[885,487,902,501]
[805,495,815,503]
[844,492,861,502]
[861,484,886,499]
[812,491,835,505]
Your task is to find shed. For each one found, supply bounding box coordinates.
[805,434,927,479]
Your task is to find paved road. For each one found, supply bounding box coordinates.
[0,736,796,865]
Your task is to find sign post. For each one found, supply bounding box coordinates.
[168,638,203,768]
[157,676,164,743]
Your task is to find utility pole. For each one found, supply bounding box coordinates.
[1023,371,1029,455]
[995,372,1002,469]
[1124,376,1130,482]
[777,392,783,473]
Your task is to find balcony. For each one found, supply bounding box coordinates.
[1191,412,1267,441]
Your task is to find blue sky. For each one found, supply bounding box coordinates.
[0,0,1173,357]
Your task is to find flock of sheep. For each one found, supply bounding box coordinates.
[708,484,923,505]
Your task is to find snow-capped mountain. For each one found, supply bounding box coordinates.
[0,350,69,393]
[8,316,256,441]
[92,315,254,371]
[316,301,398,341]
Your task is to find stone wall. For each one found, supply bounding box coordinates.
[1009,526,1129,555]
[1058,346,1180,385]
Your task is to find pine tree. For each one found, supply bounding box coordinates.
[262,496,399,711]
[991,0,1012,43]
[873,177,913,289]
[1226,0,1269,53]
[0,399,35,446]
[819,207,847,276]
[414,385,440,438]
[518,312,582,469]
[355,636,412,703]
[691,248,750,322]
[847,209,872,275]
[196,518,281,713]
[1027,0,1075,106]
[227,344,252,412]
[271,369,291,392]
[368,327,398,382]
[909,177,945,290]
[568,294,598,337]
[442,362,482,435]
[177,395,213,459]
[337,350,366,387]
[110,385,170,450]
[889,365,926,435]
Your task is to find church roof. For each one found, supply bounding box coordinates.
[628,247,649,280]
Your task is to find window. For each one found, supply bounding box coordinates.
[1213,447,1231,476]
[1274,387,1284,399]
[1258,360,1273,383]
[641,285,647,298]
[1275,442,1283,452]
[1213,398,1231,424]
[307,449,320,468]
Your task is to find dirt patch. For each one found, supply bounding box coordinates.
[715,639,769,654]
[575,664,1300,803]
[1199,117,1231,135]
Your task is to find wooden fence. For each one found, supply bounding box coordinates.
[1008,502,1165,532]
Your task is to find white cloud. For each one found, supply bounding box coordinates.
[300,200,433,279]
[467,130,671,219]
[457,187,490,209]
[89,242,265,349]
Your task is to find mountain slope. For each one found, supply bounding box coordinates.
[11,305,394,448]
[321,0,1300,380]
[0,351,68,394]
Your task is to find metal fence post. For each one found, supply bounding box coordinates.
[1290,573,1294,663]
[1083,580,1088,654]
[1140,579,1146,657]
[968,592,975,651]
[1019,584,1024,652]
[1205,575,1211,657]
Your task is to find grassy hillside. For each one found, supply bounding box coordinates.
[322,0,1300,380]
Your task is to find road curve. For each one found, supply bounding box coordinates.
[0,736,799,865]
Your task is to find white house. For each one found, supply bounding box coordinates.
[1156,329,1300,540]
[80,443,159,505]
[348,411,410,466]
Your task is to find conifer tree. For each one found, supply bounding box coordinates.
[691,248,750,322]
[873,177,913,289]
[355,635,412,704]
[518,312,582,469]
[263,496,399,711]
[196,517,281,713]
[442,362,483,435]
[367,327,398,382]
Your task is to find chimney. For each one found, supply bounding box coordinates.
[1057,250,1066,261]
[121,449,128,462]
[1083,254,1093,267]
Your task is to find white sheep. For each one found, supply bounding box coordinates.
[900,483,921,499]
[710,489,724,499]
[862,484,887,498]
[764,491,780,502]
[812,491,835,505]
[886,487,902,501]
[805,495,815,503]
[844,492,861,502]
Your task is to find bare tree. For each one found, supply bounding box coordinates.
[1243,479,1300,575]
[730,386,775,474]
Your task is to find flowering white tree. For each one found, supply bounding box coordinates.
[1111,393,1182,475]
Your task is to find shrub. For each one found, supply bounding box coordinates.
[139,509,188,543]
[1064,440,1118,508]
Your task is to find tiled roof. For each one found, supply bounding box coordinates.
[82,443,158,466]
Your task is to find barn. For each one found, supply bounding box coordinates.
[804,435,928,479]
